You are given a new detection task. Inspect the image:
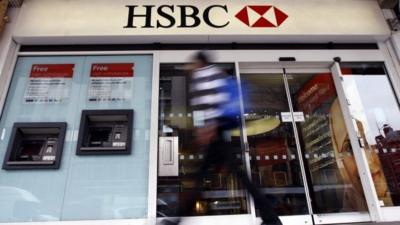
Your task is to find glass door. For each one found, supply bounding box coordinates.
[238,71,311,218]
[332,61,400,222]
[286,68,370,224]
[239,64,371,224]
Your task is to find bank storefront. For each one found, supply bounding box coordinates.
[1,0,400,225]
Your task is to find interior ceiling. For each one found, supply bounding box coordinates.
[239,62,332,71]
[241,73,313,88]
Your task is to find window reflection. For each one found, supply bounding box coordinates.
[341,62,399,206]
[289,73,368,213]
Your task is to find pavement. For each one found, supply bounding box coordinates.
[333,223,399,225]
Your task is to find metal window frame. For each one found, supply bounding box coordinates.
[0,46,398,224]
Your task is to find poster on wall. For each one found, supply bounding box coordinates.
[87,63,134,102]
[24,64,74,103]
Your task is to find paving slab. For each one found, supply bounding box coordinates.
[333,223,399,225]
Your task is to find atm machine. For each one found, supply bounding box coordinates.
[76,109,133,155]
[2,122,67,170]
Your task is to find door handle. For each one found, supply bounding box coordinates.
[158,136,179,177]
[163,139,174,165]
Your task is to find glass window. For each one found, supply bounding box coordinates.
[0,55,153,222]
[341,62,400,207]
[157,64,249,217]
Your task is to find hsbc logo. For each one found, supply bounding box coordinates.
[124,4,288,29]
[235,5,288,28]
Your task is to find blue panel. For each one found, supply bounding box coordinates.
[0,55,153,222]
[61,55,152,220]
[0,56,86,222]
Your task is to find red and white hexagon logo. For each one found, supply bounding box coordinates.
[235,5,288,28]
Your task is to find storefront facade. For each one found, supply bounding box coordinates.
[1,0,400,225]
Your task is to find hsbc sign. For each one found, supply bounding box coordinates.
[124,5,288,29]
[14,0,390,44]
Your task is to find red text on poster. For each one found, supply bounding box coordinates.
[30,64,74,78]
[91,63,134,77]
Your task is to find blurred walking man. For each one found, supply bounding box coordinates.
[161,51,282,225]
